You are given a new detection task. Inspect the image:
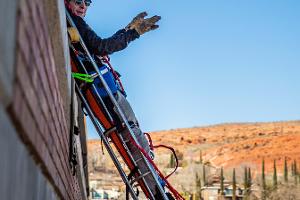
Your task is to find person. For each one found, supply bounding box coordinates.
[65,0,170,199]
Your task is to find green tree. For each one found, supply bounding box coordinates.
[232,168,236,200]
[244,167,248,196]
[248,168,252,188]
[273,159,277,189]
[220,167,224,195]
[284,157,288,183]
[203,165,207,186]
[200,150,203,164]
[292,161,295,176]
[294,160,298,185]
[262,158,266,200]
[195,173,202,199]
[169,153,175,168]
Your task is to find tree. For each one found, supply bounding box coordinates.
[203,165,207,186]
[220,167,224,195]
[293,160,298,185]
[169,153,175,168]
[262,159,266,186]
[284,157,288,183]
[243,167,251,200]
[273,159,277,189]
[247,167,252,198]
[195,173,202,199]
[200,150,203,164]
[262,158,266,200]
[244,167,248,197]
[248,168,252,188]
[232,168,236,200]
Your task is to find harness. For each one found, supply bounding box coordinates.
[73,55,126,98]
[91,55,126,98]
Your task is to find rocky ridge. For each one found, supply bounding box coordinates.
[87,120,300,194]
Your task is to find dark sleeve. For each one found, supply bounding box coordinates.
[72,15,140,55]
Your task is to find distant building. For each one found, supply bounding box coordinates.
[222,184,243,200]
[89,180,121,200]
[201,182,244,200]
[201,185,220,200]
[90,188,120,200]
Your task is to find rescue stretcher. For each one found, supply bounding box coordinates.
[66,10,184,200]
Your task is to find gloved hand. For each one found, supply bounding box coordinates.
[126,12,161,35]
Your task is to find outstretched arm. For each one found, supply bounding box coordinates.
[72,15,140,55]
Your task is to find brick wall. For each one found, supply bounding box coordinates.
[6,0,87,199]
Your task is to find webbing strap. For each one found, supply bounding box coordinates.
[72,72,94,82]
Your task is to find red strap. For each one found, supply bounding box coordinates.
[131,134,184,200]
[144,132,154,151]
[144,132,179,179]
[153,144,178,179]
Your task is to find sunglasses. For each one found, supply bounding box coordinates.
[74,0,92,6]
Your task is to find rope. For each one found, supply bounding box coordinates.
[144,132,154,151]
[144,133,179,179]
[129,136,185,200]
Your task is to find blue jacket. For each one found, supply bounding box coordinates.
[69,11,140,55]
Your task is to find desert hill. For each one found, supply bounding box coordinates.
[150,121,300,173]
[87,120,300,194]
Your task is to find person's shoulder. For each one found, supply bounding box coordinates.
[71,14,85,24]
[71,14,90,31]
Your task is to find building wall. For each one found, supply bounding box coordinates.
[0,0,88,199]
[0,105,58,200]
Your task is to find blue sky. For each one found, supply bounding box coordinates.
[85,0,300,138]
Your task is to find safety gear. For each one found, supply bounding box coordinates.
[126,12,161,35]
[74,0,92,6]
[91,65,124,97]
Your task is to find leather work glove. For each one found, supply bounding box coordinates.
[126,12,161,35]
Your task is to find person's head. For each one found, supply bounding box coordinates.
[65,0,92,18]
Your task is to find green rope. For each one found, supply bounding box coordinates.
[72,72,94,83]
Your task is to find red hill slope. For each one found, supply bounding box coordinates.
[87,121,300,193]
[150,121,300,173]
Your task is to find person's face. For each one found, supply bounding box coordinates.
[68,0,90,18]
